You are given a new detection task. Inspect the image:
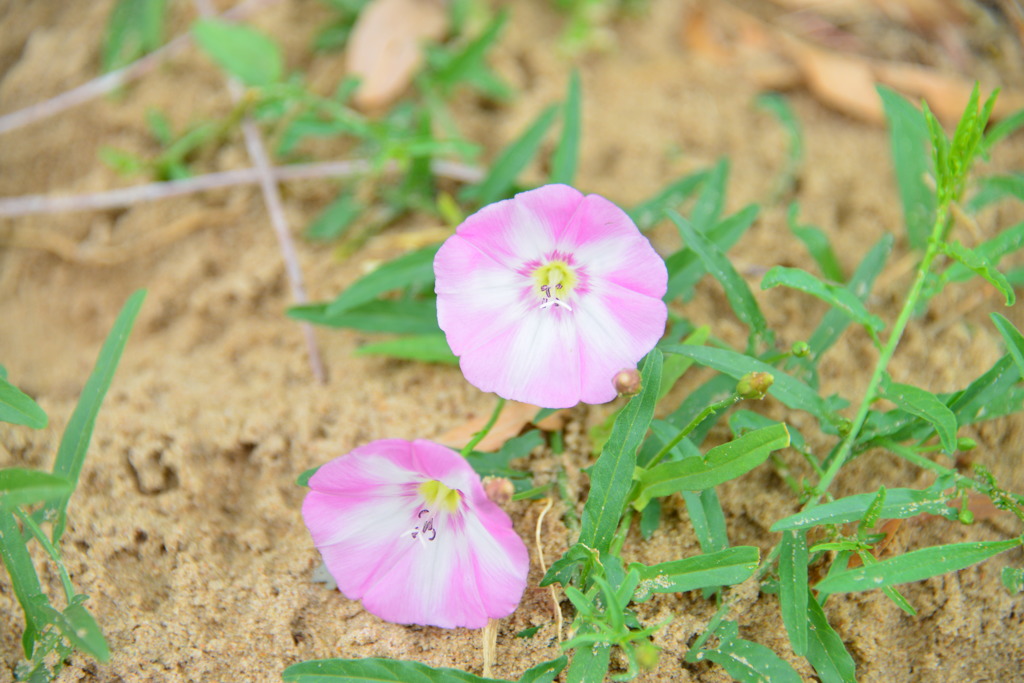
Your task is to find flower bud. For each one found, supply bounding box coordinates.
[736,371,773,400]
[613,368,642,396]
[482,476,514,506]
[791,341,810,357]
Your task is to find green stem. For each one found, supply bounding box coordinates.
[811,202,951,503]
[13,508,75,605]
[609,508,634,557]
[646,395,743,470]
[461,397,506,457]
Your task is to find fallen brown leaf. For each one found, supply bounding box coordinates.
[435,400,567,452]
[346,0,448,110]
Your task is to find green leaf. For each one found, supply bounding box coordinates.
[633,424,790,509]
[1002,567,1024,594]
[815,538,1021,593]
[46,289,145,543]
[968,173,1024,211]
[877,375,958,454]
[578,350,662,554]
[355,334,457,365]
[0,469,72,509]
[664,204,759,302]
[427,11,509,97]
[668,211,769,344]
[282,658,506,682]
[806,593,857,683]
[758,94,804,199]
[779,530,809,656]
[991,313,1024,378]
[762,266,884,334]
[102,0,167,72]
[628,170,708,232]
[807,234,893,360]
[46,602,110,662]
[305,194,363,241]
[942,241,1015,305]
[465,105,559,207]
[192,18,283,87]
[788,204,843,282]
[631,547,759,601]
[565,642,611,683]
[0,376,47,429]
[664,344,830,422]
[550,70,581,186]
[0,508,49,657]
[325,244,440,316]
[771,487,957,531]
[689,159,728,234]
[878,86,935,248]
[700,621,802,683]
[290,299,441,335]
[295,465,319,487]
[519,656,568,683]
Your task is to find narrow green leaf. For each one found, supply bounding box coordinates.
[815,538,1021,593]
[628,170,708,232]
[305,194,363,241]
[664,344,830,421]
[689,159,729,233]
[664,204,759,301]
[878,86,935,249]
[429,11,509,96]
[192,18,283,87]
[808,234,893,359]
[47,289,145,543]
[633,424,790,509]
[757,94,803,199]
[467,105,559,207]
[668,211,769,344]
[806,593,857,683]
[355,334,457,365]
[942,221,1024,285]
[982,108,1024,154]
[325,244,440,316]
[701,621,802,683]
[0,376,47,429]
[762,266,884,333]
[991,313,1024,378]
[968,173,1024,211]
[282,658,506,682]
[942,241,1015,305]
[102,0,167,72]
[290,299,441,335]
[578,350,662,554]
[788,204,843,282]
[0,508,49,657]
[46,602,110,662]
[631,546,759,601]
[519,656,568,683]
[550,70,581,186]
[771,487,957,531]
[779,530,809,656]
[878,375,958,454]
[0,469,73,509]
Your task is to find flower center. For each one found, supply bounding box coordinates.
[409,480,462,544]
[532,260,576,311]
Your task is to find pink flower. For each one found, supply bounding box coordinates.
[301,439,529,629]
[434,184,667,409]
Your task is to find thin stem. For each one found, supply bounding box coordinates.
[12,508,75,605]
[609,508,634,557]
[645,395,743,470]
[0,159,482,217]
[461,397,507,456]
[811,202,951,503]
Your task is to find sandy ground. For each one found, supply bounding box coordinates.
[2,0,1024,681]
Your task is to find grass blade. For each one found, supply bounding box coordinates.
[46,289,146,543]
[878,86,935,249]
[779,530,809,656]
[550,70,581,186]
[465,105,559,207]
[806,592,857,682]
[771,487,957,531]
[630,546,759,601]
[192,18,283,87]
[762,266,884,334]
[0,508,49,657]
[282,658,506,682]
[354,334,458,365]
[788,204,843,282]
[991,313,1024,378]
[324,244,440,316]
[877,375,958,454]
[0,469,72,509]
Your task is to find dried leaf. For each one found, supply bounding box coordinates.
[436,401,566,452]
[346,0,448,110]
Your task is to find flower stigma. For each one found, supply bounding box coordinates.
[532,260,576,311]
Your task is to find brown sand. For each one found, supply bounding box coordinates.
[2,1,1024,681]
